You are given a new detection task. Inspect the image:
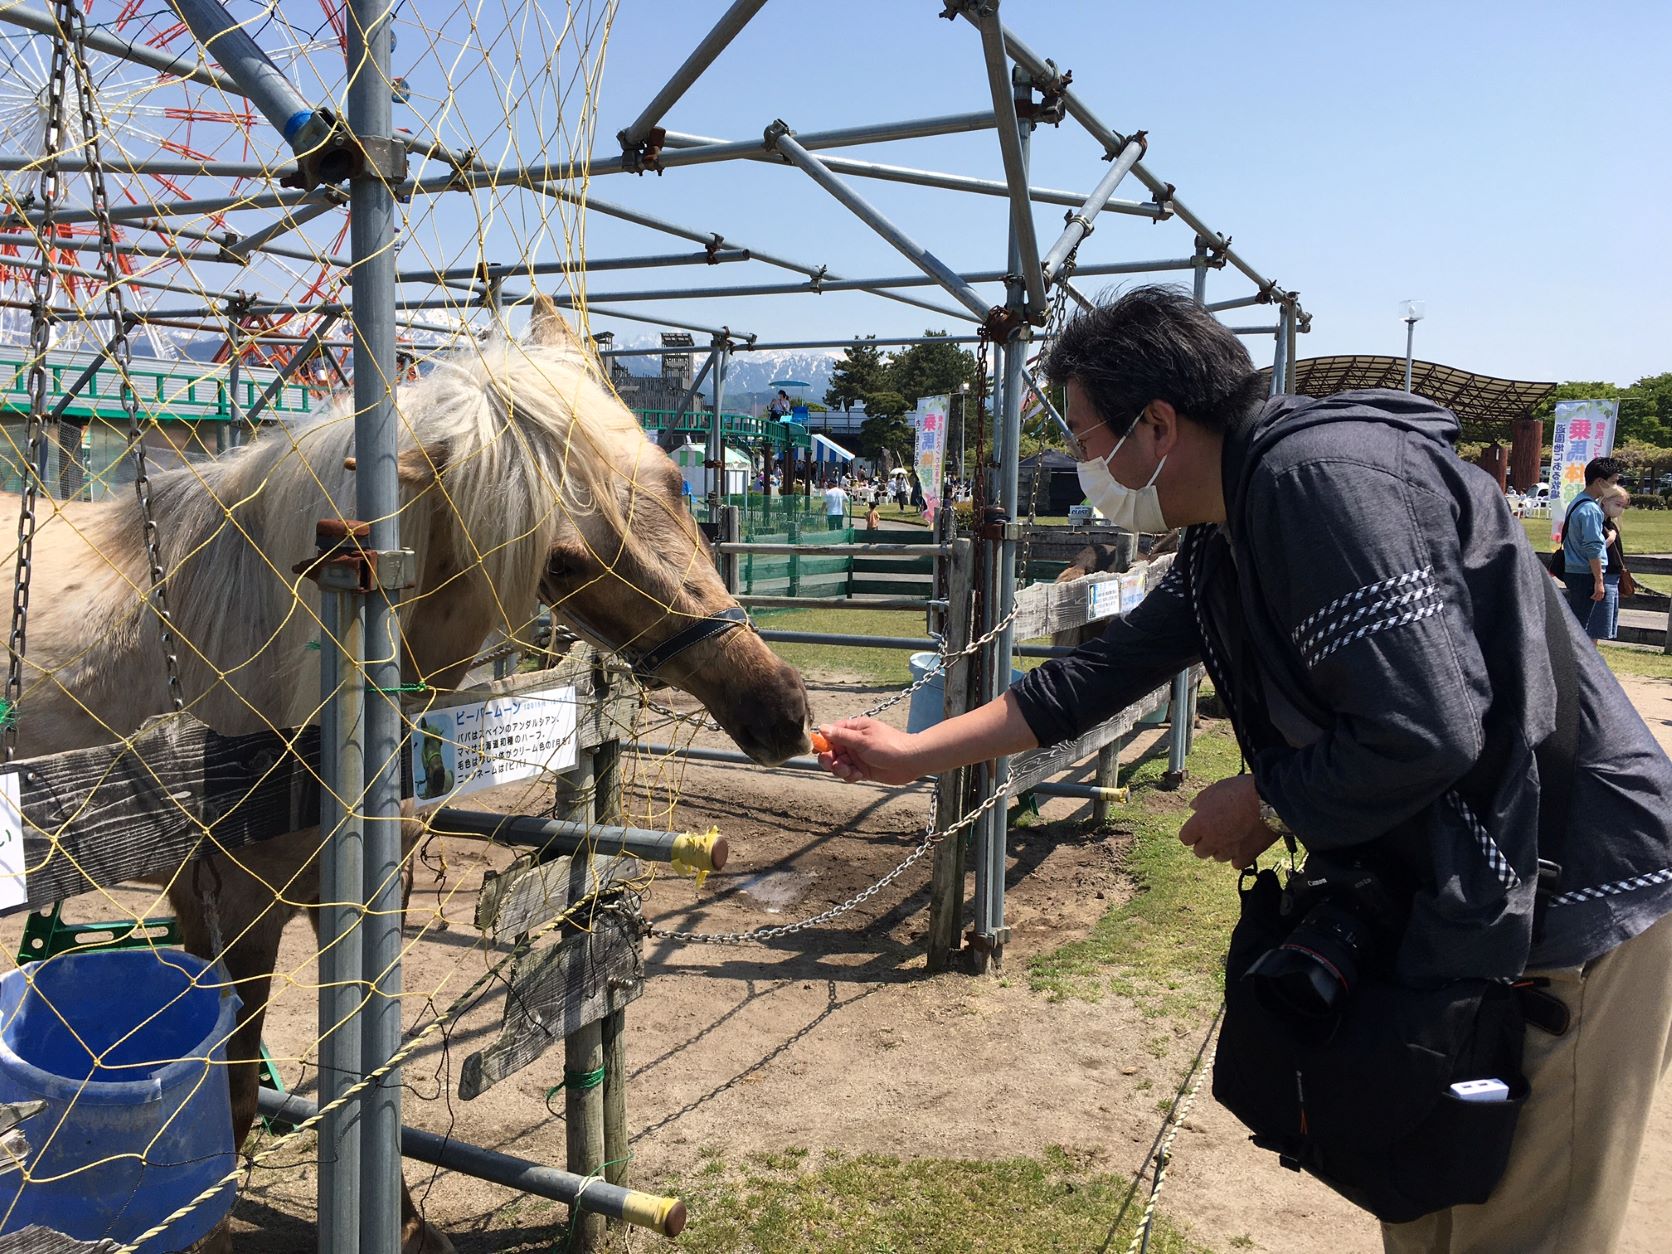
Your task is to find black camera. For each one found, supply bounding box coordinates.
[1245,861,1404,1020]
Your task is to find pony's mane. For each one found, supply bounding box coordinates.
[78,335,646,728]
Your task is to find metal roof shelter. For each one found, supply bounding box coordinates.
[1272,355,1557,441]
[0,11,1319,1221]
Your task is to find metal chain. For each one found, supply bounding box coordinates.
[62,0,184,713]
[4,8,73,763]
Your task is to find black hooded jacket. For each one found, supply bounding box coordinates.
[1012,389,1672,979]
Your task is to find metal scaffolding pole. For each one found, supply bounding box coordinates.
[1206,293,1271,314]
[392,248,751,285]
[973,2,1046,317]
[244,311,342,425]
[508,256,1199,309]
[1192,237,1210,304]
[631,112,999,173]
[659,133,1168,219]
[0,154,297,179]
[706,340,728,508]
[0,2,239,93]
[1040,136,1148,284]
[343,0,405,1245]
[220,192,348,263]
[165,0,348,177]
[617,0,770,160]
[767,123,993,322]
[982,19,1306,323]
[316,575,364,1253]
[1285,299,1300,390]
[1269,307,1289,397]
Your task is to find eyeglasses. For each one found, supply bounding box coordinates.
[1063,403,1148,463]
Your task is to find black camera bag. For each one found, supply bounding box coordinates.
[1212,575,1580,1223]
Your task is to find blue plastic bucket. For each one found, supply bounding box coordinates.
[907,652,1023,733]
[0,949,240,1250]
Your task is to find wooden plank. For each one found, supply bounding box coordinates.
[1010,553,1175,641]
[457,905,644,1101]
[1006,664,1204,796]
[475,852,641,938]
[0,651,628,919]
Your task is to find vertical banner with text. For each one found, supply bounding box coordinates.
[914,395,949,523]
[1551,399,1619,539]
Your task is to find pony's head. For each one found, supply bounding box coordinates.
[396,296,809,765]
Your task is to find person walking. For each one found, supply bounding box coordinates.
[822,479,849,525]
[1594,483,1631,643]
[1558,461,1621,632]
[816,287,1672,1254]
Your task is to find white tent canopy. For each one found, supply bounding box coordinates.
[811,432,856,463]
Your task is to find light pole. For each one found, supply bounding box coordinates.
[1399,299,1426,392]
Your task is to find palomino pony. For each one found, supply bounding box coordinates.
[4,297,809,1250]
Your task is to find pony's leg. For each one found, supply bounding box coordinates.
[169,853,295,1156]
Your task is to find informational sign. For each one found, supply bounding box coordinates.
[1089,579,1121,621]
[914,395,949,523]
[1120,570,1146,613]
[1550,399,1619,540]
[410,686,578,806]
[0,773,23,911]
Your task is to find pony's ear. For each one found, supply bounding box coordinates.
[397,442,448,488]
[528,293,583,349]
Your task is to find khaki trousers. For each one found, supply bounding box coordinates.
[1382,908,1672,1254]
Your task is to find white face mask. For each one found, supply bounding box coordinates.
[1077,416,1169,533]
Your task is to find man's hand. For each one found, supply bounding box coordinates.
[1592,580,1607,602]
[1177,774,1280,867]
[817,719,928,786]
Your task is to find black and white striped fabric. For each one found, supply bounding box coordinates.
[1291,565,1444,669]
[1549,866,1672,909]
[1445,790,1520,891]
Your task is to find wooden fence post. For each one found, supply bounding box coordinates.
[927,536,974,972]
[565,1020,607,1251]
[1092,739,1121,826]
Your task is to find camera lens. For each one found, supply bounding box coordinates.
[1246,901,1375,1019]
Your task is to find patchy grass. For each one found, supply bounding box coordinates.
[1520,511,1672,555]
[668,1145,1210,1254]
[1601,643,1672,682]
[754,608,926,686]
[1028,721,1247,1017]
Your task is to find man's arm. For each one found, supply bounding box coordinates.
[1008,557,1204,748]
[1249,460,1493,849]
[821,545,1204,782]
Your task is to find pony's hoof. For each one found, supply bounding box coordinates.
[402,1214,458,1254]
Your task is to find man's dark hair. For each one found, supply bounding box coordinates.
[1041,285,1266,436]
[1585,456,1623,485]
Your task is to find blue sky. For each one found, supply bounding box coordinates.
[567,2,1671,384]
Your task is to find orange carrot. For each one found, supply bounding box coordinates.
[810,731,831,754]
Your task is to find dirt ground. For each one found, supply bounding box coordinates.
[17,672,1672,1253]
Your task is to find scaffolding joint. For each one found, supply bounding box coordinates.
[1148,181,1176,222]
[762,119,793,151]
[980,304,1026,343]
[1107,129,1148,160]
[277,109,358,189]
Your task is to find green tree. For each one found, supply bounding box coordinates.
[824,337,886,412]
[884,331,980,408]
[1621,372,1672,447]
[856,389,912,469]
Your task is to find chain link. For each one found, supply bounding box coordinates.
[62,0,185,713]
[4,6,74,763]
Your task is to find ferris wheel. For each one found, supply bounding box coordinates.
[0,2,360,363]
[0,1,615,372]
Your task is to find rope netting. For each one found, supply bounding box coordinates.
[0,1,767,1246]
[0,3,1200,1249]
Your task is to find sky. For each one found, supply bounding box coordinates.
[564,1,1672,385]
